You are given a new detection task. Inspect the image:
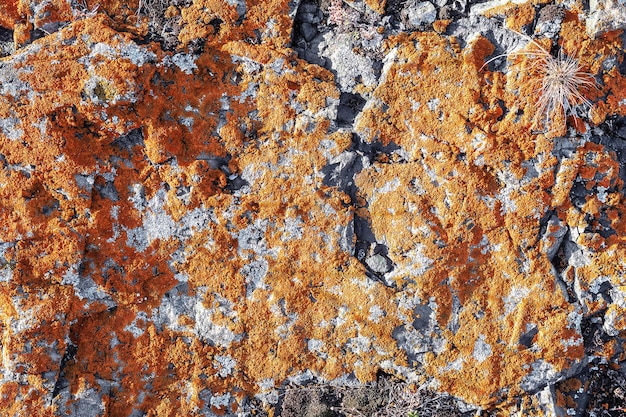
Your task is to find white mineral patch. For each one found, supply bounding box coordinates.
[375,178,401,196]
[404,1,437,28]
[368,305,385,323]
[128,183,146,211]
[143,189,176,240]
[520,360,558,392]
[9,301,39,334]
[125,188,176,252]
[210,393,231,408]
[281,216,304,241]
[427,97,440,112]
[587,0,626,38]
[194,303,242,348]
[0,61,32,98]
[214,355,237,378]
[0,266,11,283]
[472,334,492,363]
[236,220,269,255]
[347,335,371,354]
[124,311,148,338]
[561,336,583,348]
[503,286,531,316]
[495,169,521,214]
[366,254,389,274]
[604,308,622,337]
[240,258,269,298]
[331,306,348,327]
[319,33,378,91]
[569,244,592,268]
[470,0,531,16]
[386,243,434,280]
[258,378,275,391]
[178,116,194,129]
[307,339,323,351]
[271,299,298,339]
[168,53,198,74]
[127,189,214,252]
[471,132,487,153]
[445,356,464,372]
[288,370,315,385]
[61,264,113,306]
[89,41,156,67]
[0,117,23,140]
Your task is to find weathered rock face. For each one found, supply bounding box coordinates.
[1,0,626,416]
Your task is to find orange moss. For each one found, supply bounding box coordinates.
[464,35,495,70]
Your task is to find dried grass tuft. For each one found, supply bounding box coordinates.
[481,30,596,133]
[334,377,467,417]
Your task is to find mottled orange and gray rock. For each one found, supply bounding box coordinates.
[587,0,626,38]
[1,0,626,416]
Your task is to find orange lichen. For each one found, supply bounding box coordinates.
[1,1,625,415]
[0,0,20,29]
[504,3,536,31]
[351,27,608,406]
[30,0,73,30]
[177,0,239,48]
[364,0,386,15]
[432,19,450,34]
[13,21,32,48]
[3,1,407,412]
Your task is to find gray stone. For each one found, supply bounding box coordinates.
[337,103,357,124]
[540,215,568,260]
[520,358,588,394]
[437,0,466,19]
[318,32,378,91]
[470,0,531,16]
[587,0,626,39]
[297,48,328,67]
[366,253,389,273]
[301,22,318,42]
[535,4,564,38]
[53,378,112,417]
[404,1,437,28]
[604,287,626,336]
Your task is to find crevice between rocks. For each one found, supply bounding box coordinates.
[51,340,78,401]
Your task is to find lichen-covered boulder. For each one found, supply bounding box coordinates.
[1,0,626,416]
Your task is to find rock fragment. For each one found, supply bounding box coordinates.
[402,1,437,29]
[587,0,626,39]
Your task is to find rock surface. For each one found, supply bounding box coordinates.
[1,0,626,416]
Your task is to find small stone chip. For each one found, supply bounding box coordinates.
[366,253,390,273]
[404,1,437,28]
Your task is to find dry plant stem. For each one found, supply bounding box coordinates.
[333,378,457,417]
[481,30,595,132]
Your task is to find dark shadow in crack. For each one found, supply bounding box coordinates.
[51,341,78,400]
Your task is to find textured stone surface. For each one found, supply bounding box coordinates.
[1,0,626,416]
[586,0,626,39]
